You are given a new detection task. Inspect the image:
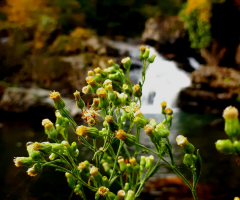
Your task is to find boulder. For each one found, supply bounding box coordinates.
[178,66,240,113]
[142,16,184,46]
[0,87,81,117]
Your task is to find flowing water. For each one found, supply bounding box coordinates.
[1,43,240,200]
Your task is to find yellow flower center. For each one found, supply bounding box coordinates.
[49,91,60,101]
[115,129,127,141]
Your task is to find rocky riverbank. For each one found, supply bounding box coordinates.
[177,66,240,114]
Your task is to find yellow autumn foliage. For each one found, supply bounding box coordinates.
[4,0,43,26]
[185,0,212,22]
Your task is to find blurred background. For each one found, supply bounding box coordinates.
[0,0,240,199]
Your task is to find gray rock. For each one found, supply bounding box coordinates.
[0,87,80,117]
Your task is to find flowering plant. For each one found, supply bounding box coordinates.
[14,46,201,200]
[216,106,240,159]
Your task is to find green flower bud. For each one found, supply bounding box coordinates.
[215,139,234,155]
[148,54,157,63]
[233,141,240,153]
[143,48,150,59]
[144,124,160,144]
[155,123,169,138]
[51,143,65,152]
[176,135,195,154]
[104,66,117,74]
[84,160,90,168]
[78,161,90,175]
[145,155,154,170]
[97,88,109,110]
[94,67,108,78]
[102,176,109,188]
[149,118,157,128]
[102,162,111,173]
[133,84,142,98]
[88,70,94,77]
[116,93,127,107]
[49,91,65,110]
[123,182,130,193]
[223,106,240,138]
[183,154,196,166]
[90,166,103,185]
[86,76,101,94]
[105,115,119,133]
[55,112,69,139]
[74,187,80,193]
[49,153,58,160]
[108,60,120,70]
[109,72,122,82]
[55,110,64,125]
[71,142,77,152]
[116,190,125,200]
[134,111,148,128]
[140,156,146,167]
[65,172,75,188]
[129,157,140,172]
[118,156,126,172]
[106,85,120,107]
[103,79,113,89]
[164,108,173,115]
[82,85,92,94]
[139,45,146,60]
[125,190,134,200]
[99,128,107,136]
[121,57,131,70]
[123,84,131,94]
[126,163,132,174]
[31,142,52,155]
[160,140,167,156]
[76,126,100,139]
[42,119,58,141]
[74,90,85,111]
[115,129,136,147]
[27,142,44,160]
[14,157,33,167]
[27,163,42,176]
[161,101,167,114]
[91,98,100,109]
[74,149,79,159]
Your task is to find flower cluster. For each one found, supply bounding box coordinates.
[14,46,201,200]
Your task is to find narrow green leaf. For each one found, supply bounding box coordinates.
[193,149,202,190]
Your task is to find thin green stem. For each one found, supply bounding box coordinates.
[172,166,192,190]
[134,142,158,156]
[51,150,74,171]
[127,121,135,134]
[109,141,123,181]
[93,139,99,168]
[123,144,131,158]
[79,185,87,200]
[108,145,116,160]
[134,127,140,158]
[157,154,193,190]
[192,190,198,200]
[135,167,151,198]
